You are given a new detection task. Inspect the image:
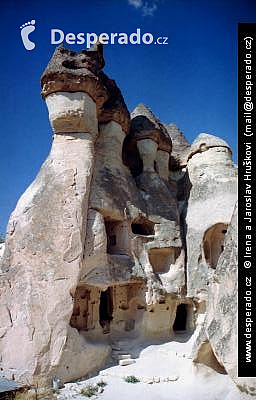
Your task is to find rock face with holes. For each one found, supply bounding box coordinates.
[192,203,256,396]
[185,133,237,300]
[0,45,239,393]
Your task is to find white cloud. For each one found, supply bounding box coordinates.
[128,0,143,8]
[128,0,159,16]
[142,2,157,16]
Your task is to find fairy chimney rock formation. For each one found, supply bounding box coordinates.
[165,123,190,170]
[185,133,237,298]
[0,45,241,395]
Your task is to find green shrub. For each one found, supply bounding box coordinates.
[80,384,98,397]
[96,380,107,388]
[123,375,140,383]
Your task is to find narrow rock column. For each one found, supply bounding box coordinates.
[96,121,126,174]
[82,71,132,278]
[0,93,99,387]
[186,133,238,298]
[44,91,98,261]
[0,46,110,386]
[137,139,158,173]
[84,71,133,224]
[156,149,170,180]
[83,120,132,276]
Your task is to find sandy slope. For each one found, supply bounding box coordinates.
[57,333,251,400]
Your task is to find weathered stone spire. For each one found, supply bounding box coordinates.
[165,123,190,169]
[41,45,130,134]
[41,45,108,107]
[130,103,172,153]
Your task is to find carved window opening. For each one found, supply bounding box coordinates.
[149,247,179,274]
[203,223,228,269]
[104,220,130,255]
[131,218,154,236]
[99,287,113,333]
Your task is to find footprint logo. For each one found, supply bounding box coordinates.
[20,20,36,50]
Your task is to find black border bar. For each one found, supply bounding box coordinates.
[238,23,256,378]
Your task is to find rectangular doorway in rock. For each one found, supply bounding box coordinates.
[173,303,194,332]
[100,287,113,334]
[104,220,130,256]
[70,285,101,332]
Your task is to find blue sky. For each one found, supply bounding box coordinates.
[0,0,255,234]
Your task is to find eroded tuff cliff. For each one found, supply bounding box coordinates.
[0,45,241,394]
[192,202,256,396]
